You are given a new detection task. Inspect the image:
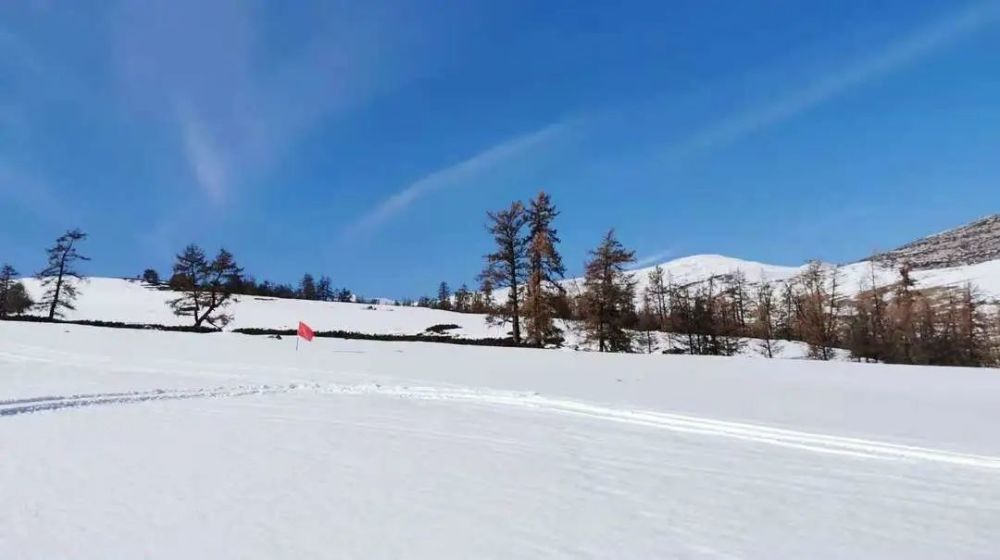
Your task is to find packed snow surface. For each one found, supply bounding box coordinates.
[2,321,999,558]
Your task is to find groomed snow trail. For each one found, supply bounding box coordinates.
[4,382,1000,470]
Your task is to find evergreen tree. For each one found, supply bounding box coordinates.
[0,264,17,318]
[37,228,89,319]
[523,191,567,345]
[141,268,161,285]
[299,273,318,300]
[437,281,452,310]
[474,277,495,314]
[0,264,32,318]
[579,230,637,352]
[168,244,243,328]
[316,276,334,301]
[3,282,33,316]
[480,201,529,343]
[454,284,471,313]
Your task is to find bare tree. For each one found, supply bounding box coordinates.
[480,201,529,343]
[646,265,669,329]
[753,277,781,358]
[796,262,841,360]
[638,283,658,353]
[728,269,750,332]
[37,229,89,319]
[168,244,243,328]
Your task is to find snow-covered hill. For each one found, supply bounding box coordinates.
[547,252,1000,302]
[2,321,998,558]
[530,216,1000,300]
[18,277,506,338]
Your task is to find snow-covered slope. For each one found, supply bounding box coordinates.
[2,321,999,558]
[551,252,1000,301]
[18,277,506,338]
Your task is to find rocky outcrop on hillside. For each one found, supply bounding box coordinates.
[874,214,1000,270]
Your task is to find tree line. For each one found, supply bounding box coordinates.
[631,260,1000,367]
[412,192,1000,365]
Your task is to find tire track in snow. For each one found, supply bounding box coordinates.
[0,385,296,416]
[4,382,1000,470]
[314,384,1000,470]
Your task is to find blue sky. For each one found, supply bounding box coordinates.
[2,0,999,298]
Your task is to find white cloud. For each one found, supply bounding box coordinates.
[178,108,229,204]
[345,122,567,237]
[632,248,677,269]
[110,0,450,207]
[665,2,1000,160]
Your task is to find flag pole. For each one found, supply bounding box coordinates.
[296,335,300,352]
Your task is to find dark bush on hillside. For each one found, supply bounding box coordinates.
[425,323,461,334]
[231,327,530,347]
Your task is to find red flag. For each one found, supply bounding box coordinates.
[297,321,315,342]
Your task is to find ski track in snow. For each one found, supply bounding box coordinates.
[4,382,1000,471]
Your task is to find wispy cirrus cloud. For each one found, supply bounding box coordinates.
[631,248,677,270]
[344,122,569,238]
[663,2,1000,161]
[177,108,229,204]
[110,0,439,207]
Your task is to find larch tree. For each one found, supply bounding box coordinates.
[579,230,637,352]
[480,201,530,343]
[887,263,917,363]
[36,228,89,319]
[168,244,243,328]
[867,261,887,361]
[524,191,566,346]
